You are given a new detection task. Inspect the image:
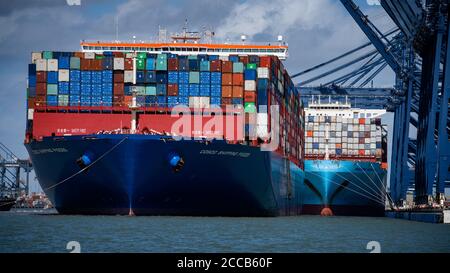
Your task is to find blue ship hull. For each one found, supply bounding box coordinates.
[301,160,387,216]
[25,135,304,216]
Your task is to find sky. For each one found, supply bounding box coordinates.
[0,0,400,192]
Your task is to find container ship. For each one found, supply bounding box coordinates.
[301,97,388,216]
[24,28,305,216]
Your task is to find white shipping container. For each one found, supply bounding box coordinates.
[348,124,353,131]
[353,118,359,124]
[365,119,370,125]
[219,56,229,61]
[336,123,342,131]
[125,52,136,59]
[124,70,134,83]
[313,137,319,143]
[343,143,347,148]
[257,67,269,78]
[84,52,95,59]
[306,137,313,143]
[313,131,319,137]
[306,143,312,149]
[47,59,58,71]
[370,143,376,149]
[58,70,69,82]
[319,143,325,149]
[342,149,348,154]
[31,52,42,64]
[257,113,268,125]
[353,138,358,144]
[336,131,342,137]
[365,138,370,144]
[28,109,34,120]
[330,143,336,149]
[244,80,256,91]
[114,58,125,70]
[199,97,210,108]
[189,97,200,108]
[36,59,47,71]
[371,124,376,131]
[337,116,342,123]
[365,125,370,131]
[257,125,269,138]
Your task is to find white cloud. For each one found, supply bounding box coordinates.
[367,0,381,5]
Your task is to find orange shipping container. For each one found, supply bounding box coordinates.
[124,96,133,104]
[222,86,233,98]
[222,61,233,73]
[306,131,313,137]
[232,74,244,86]
[80,59,91,70]
[359,118,365,125]
[74,52,84,58]
[222,73,233,85]
[259,56,272,68]
[244,91,256,102]
[232,86,243,98]
[210,60,221,72]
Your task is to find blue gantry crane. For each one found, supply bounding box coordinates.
[295,0,450,207]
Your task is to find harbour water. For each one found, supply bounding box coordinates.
[0,209,449,253]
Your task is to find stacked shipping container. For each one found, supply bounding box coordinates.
[304,116,383,160]
[27,51,304,168]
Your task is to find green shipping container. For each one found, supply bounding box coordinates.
[136,59,146,70]
[137,52,147,59]
[157,53,167,60]
[246,63,257,70]
[233,62,244,73]
[188,55,198,60]
[145,86,157,96]
[95,55,104,60]
[156,60,167,71]
[47,84,58,95]
[189,72,200,84]
[244,102,256,113]
[200,61,210,72]
[43,51,53,60]
[58,95,69,106]
[70,57,81,69]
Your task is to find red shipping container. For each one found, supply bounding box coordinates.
[239,56,249,65]
[222,98,232,105]
[359,150,365,156]
[36,83,47,95]
[168,84,178,96]
[244,91,256,102]
[222,86,233,98]
[210,60,221,72]
[232,73,244,86]
[259,56,272,68]
[80,59,91,70]
[28,98,36,108]
[168,59,178,71]
[222,73,233,86]
[222,61,233,73]
[359,118,365,125]
[124,58,133,70]
[35,95,46,107]
[36,72,47,83]
[113,83,124,95]
[113,52,124,58]
[91,60,103,71]
[232,86,243,98]
[74,52,84,58]
[114,71,124,83]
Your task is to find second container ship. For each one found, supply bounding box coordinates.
[24,28,305,216]
[301,97,388,216]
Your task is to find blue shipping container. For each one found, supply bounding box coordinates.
[211,72,221,84]
[200,72,210,84]
[69,95,80,106]
[47,95,58,106]
[91,71,102,84]
[189,84,200,96]
[69,82,80,94]
[211,97,221,105]
[47,72,58,84]
[232,98,243,105]
[91,84,102,96]
[211,85,221,97]
[156,72,168,84]
[179,72,189,83]
[102,70,113,82]
[200,85,210,96]
[58,57,70,69]
[58,82,70,95]
[178,84,189,97]
[81,71,92,83]
[70,70,81,82]
[168,72,178,84]
[28,64,36,75]
[157,96,166,105]
[244,69,257,80]
[29,75,36,88]
[156,84,167,96]
[136,71,145,83]
[145,71,156,83]
[178,96,189,105]
[81,84,91,96]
